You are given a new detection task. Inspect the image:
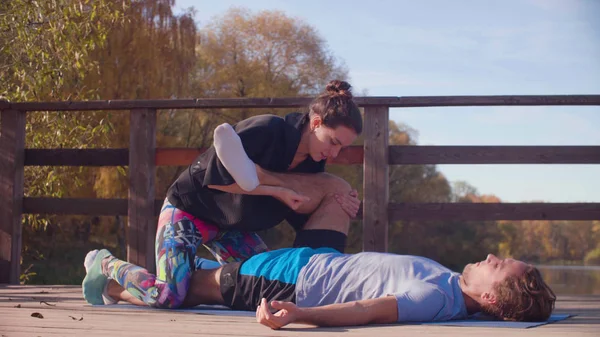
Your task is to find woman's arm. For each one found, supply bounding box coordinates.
[207,183,279,196]
[213,123,260,191]
[207,184,309,211]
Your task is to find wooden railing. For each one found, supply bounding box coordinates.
[1,95,600,284]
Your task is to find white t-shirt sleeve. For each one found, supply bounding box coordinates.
[393,282,444,322]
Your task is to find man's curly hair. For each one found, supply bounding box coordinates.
[482,266,556,321]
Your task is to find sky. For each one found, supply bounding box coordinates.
[174,0,599,203]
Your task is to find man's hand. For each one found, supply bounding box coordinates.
[334,189,361,218]
[256,298,301,330]
[277,187,310,211]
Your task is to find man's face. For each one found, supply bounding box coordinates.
[461,254,529,300]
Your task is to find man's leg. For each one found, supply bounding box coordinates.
[258,169,354,252]
[203,230,270,265]
[260,169,353,230]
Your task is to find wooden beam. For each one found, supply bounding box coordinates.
[22,198,599,221]
[362,106,390,252]
[0,99,9,110]
[24,197,126,216]
[7,94,600,111]
[22,145,600,167]
[0,110,26,284]
[22,197,164,216]
[389,146,600,164]
[155,146,364,166]
[25,149,129,166]
[128,109,156,271]
[388,203,600,221]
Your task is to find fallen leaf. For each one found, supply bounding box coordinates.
[14,304,21,308]
[69,315,84,321]
[40,301,56,306]
[31,312,44,319]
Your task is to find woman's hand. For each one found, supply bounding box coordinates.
[334,189,361,218]
[256,298,301,330]
[276,187,310,211]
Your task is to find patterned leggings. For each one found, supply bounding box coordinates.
[101,198,269,308]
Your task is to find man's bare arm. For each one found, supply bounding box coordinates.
[256,296,398,329]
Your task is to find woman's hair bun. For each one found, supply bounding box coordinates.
[325,80,353,98]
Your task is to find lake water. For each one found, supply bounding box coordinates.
[536,265,600,295]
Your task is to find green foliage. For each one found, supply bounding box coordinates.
[584,248,600,266]
[0,0,125,101]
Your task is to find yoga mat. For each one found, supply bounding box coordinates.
[105,304,571,327]
[419,313,572,328]
[105,304,256,317]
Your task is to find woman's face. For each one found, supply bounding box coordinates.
[307,116,358,162]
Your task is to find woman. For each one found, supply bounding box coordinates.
[83,80,363,308]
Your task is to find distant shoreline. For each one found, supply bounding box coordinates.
[536,264,600,271]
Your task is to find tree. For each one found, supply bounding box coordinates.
[197,7,347,100]
[85,0,199,199]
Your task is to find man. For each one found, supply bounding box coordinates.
[83,246,556,329]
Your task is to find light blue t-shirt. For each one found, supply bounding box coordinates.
[295,252,468,322]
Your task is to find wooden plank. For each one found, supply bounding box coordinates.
[389,145,600,164]
[22,145,599,167]
[1,286,598,336]
[25,148,128,166]
[0,109,26,284]
[388,203,600,221]
[22,198,599,221]
[156,146,364,166]
[390,95,600,107]
[362,106,389,252]
[155,147,204,166]
[22,197,164,216]
[128,109,156,271]
[24,197,126,215]
[7,94,600,111]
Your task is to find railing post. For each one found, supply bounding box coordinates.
[362,106,389,252]
[0,109,26,284]
[128,108,156,272]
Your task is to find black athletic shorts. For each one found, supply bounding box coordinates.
[219,247,337,311]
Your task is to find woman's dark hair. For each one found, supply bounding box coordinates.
[309,80,362,134]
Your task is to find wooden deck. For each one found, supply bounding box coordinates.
[0,285,598,336]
